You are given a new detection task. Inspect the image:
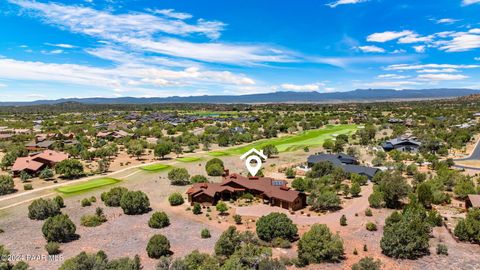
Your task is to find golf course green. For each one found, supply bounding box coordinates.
[209,124,358,156]
[176,157,202,162]
[140,163,172,172]
[56,177,121,194]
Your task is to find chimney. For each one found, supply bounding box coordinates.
[223,169,230,177]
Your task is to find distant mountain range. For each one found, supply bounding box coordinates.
[1,88,479,106]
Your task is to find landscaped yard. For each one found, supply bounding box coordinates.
[176,157,202,162]
[56,177,121,194]
[140,163,172,172]
[209,124,358,156]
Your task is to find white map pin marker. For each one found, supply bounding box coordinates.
[245,155,262,176]
[240,148,267,177]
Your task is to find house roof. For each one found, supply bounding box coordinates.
[187,173,303,203]
[384,137,421,147]
[32,150,68,163]
[307,153,378,178]
[468,194,480,208]
[12,157,44,172]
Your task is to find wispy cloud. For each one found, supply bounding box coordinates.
[376,74,410,79]
[9,0,295,65]
[417,73,468,81]
[367,30,413,43]
[462,0,480,6]
[45,43,77,49]
[435,18,460,24]
[280,83,322,91]
[385,64,480,71]
[145,8,193,20]
[327,0,369,8]
[357,45,385,53]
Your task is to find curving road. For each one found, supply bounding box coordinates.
[454,138,480,170]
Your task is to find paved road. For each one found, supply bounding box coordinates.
[453,138,480,170]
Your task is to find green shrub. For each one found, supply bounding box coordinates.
[365,208,372,216]
[351,257,381,270]
[368,191,384,209]
[120,190,150,215]
[28,198,61,220]
[168,168,190,185]
[89,196,96,203]
[146,234,171,259]
[193,203,201,215]
[233,214,242,224]
[42,214,76,243]
[205,158,224,176]
[148,212,170,229]
[271,237,292,248]
[53,196,65,208]
[0,175,14,195]
[436,243,448,255]
[298,224,344,265]
[23,184,33,190]
[215,201,228,215]
[366,222,377,231]
[190,175,208,183]
[454,208,480,243]
[45,242,61,255]
[256,213,298,242]
[39,168,54,180]
[81,198,91,207]
[55,159,84,179]
[168,192,184,206]
[80,208,107,227]
[101,187,128,207]
[340,215,347,226]
[201,228,211,239]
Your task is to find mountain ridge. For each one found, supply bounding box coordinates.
[2,88,478,106]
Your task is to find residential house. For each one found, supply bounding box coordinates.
[382,137,422,152]
[466,194,480,210]
[96,130,130,139]
[12,150,68,176]
[186,172,307,211]
[307,153,379,179]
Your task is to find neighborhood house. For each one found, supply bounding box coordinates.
[12,150,69,176]
[381,137,422,152]
[186,172,307,211]
[307,153,379,179]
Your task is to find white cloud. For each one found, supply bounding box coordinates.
[386,64,480,71]
[413,45,426,53]
[41,49,64,54]
[435,18,460,24]
[367,30,413,43]
[280,83,322,91]
[146,9,192,20]
[0,83,7,88]
[327,0,368,8]
[475,57,480,61]
[398,34,433,44]
[416,68,458,73]
[45,43,77,49]
[438,33,480,52]
[357,45,385,53]
[417,73,468,81]
[376,74,410,79]
[9,0,293,65]
[362,81,420,88]
[0,58,256,91]
[463,0,480,6]
[10,0,225,39]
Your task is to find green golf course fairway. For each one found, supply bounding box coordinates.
[56,177,121,194]
[140,163,172,172]
[209,124,358,156]
[176,157,202,162]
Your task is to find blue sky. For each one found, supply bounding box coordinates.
[0,0,480,101]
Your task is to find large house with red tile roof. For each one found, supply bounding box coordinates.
[12,150,69,176]
[186,172,306,211]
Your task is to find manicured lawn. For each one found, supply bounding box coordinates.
[56,178,121,194]
[176,157,202,162]
[140,163,172,172]
[209,124,358,156]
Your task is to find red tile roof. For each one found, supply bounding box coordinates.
[187,173,303,203]
[12,150,68,173]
